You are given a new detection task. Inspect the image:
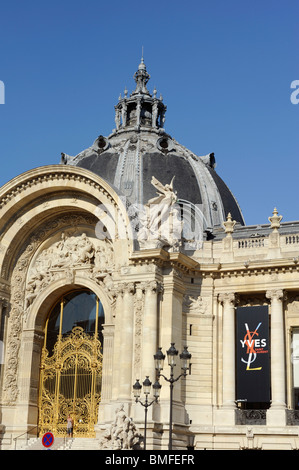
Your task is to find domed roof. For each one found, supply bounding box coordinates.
[61,57,244,242]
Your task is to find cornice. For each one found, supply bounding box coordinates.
[198,257,299,279]
[130,249,199,273]
[130,249,299,279]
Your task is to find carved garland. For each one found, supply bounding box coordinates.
[133,284,145,375]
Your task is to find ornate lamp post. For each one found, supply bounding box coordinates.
[154,343,191,450]
[133,376,161,450]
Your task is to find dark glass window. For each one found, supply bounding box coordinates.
[45,290,104,356]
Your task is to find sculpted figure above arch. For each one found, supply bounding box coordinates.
[25,230,115,318]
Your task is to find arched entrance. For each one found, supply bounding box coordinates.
[38,289,104,437]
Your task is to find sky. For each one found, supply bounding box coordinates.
[0,0,298,226]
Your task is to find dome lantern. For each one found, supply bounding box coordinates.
[114,56,167,132]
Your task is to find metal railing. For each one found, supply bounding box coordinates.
[235,409,267,425]
[13,425,39,450]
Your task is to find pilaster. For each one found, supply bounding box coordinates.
[111,284,124,401]
[216,292,237,426]
[266,289,286,426]
[98,323,114,422]
[141,280,160,383]
[159,269,186,425]
[118,282,135,400]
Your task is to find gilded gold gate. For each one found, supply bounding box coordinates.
[38,293,103,437]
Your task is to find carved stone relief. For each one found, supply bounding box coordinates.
[286,295,299,316]
[238,295,269,307]
[183,294,207,315]
[24,230,115,319]
[133,283,145,374]
[2,213,115,403]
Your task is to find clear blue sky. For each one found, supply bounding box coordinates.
[0,0,298,225]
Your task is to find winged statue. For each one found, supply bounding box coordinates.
[146,176,177,207]
[137,175,182,249]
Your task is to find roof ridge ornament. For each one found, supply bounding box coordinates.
[223,212,236,236]
[269,207,282,231]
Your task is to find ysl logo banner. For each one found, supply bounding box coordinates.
[236,305,270,403]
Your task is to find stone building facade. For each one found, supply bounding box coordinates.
[1,58,299,450]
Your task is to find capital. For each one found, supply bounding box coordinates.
[123,282,135,295]
[111,283,124,298]
[218,292,236,306]
[144,280,163,294]
[266,289,284,302]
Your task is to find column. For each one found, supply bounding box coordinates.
[121,102,127,127]
[141,280,159,383]
[97,323,114,424]
[136,98,141,128]
[219,293,237,410]
[100,324,114,402]
[266,289,286,425]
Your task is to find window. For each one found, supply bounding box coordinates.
[45,289,104,355]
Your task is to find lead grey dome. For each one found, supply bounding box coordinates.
[61,57,244,240]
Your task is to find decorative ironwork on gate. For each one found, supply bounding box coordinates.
[38,326,102,437]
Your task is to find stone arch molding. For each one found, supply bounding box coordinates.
[26,275,113,331]
[0,165,133,404]
[0,165,135,280]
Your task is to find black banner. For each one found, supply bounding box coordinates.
[236,305,270,403]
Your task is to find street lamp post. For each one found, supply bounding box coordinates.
[133,376,161,450]
[154,343,191,450]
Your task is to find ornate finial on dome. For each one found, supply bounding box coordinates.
[138,46,145,70]
[132,52,151,96]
